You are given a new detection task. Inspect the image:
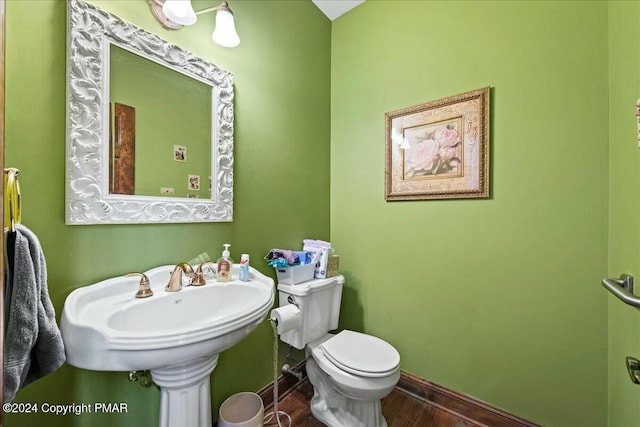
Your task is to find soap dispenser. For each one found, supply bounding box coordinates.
[216,244,234,282]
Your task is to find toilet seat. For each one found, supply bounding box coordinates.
[319,330,400,378]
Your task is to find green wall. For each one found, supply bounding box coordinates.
[330,1,609,426]
[4,0,330,426]
[607,1,640,426]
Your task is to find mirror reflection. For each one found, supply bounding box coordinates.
[109,45,212,199]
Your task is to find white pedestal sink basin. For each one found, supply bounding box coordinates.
[60,264,274,427]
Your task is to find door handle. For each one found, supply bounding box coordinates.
[602,274,640,308]
[627,357,640,385]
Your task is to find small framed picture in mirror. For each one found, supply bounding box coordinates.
[188,175,200,191]
[174,145,187,162]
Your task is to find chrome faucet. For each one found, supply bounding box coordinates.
[192,261,216,286]
[166,263,194,292]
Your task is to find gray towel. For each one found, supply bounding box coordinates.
[4,225,65,402]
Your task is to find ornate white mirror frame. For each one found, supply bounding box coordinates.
[65,0,234,225]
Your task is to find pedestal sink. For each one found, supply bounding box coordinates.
[60,265,274,427]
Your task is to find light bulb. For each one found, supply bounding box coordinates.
[162,0,197,26]
[212,7,240,47]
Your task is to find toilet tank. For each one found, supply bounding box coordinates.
[277,275,344,350]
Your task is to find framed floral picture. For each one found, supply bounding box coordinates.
[188,174,200,191]
[385,87,490,201]
[174,145,187,162]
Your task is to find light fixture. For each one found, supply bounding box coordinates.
[211,2,240,48]
[149,0,240,47]
[162,0,197,26]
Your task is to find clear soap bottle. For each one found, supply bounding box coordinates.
[216,244,234,282]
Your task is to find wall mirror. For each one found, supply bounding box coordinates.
[66,0,234,224]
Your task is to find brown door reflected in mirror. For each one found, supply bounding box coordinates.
[109,102,135,195]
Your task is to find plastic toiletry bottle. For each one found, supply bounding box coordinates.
[239,254,250,282]
[216,244,234,282]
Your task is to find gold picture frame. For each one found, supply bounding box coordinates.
[385,87,490,201]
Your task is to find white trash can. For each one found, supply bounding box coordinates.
[218,392,264,427]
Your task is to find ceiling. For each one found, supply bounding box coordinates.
[311,0,366,20]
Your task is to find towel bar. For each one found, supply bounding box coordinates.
[602,274,640,308]
[4,167,21,232]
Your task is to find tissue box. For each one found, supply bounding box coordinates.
[327,255,340,278]
[275,263,315,285]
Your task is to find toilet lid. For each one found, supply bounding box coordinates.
[319,330,400,378]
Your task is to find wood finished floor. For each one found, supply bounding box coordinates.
[264,379,486,427]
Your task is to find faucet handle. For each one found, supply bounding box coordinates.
[192,261,216,286]
[125,273,153,298]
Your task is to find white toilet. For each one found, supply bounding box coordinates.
[273,275,400,427]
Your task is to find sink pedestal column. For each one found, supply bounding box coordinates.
[151,354,219,427]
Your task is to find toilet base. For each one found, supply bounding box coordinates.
[306,357,388,427]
